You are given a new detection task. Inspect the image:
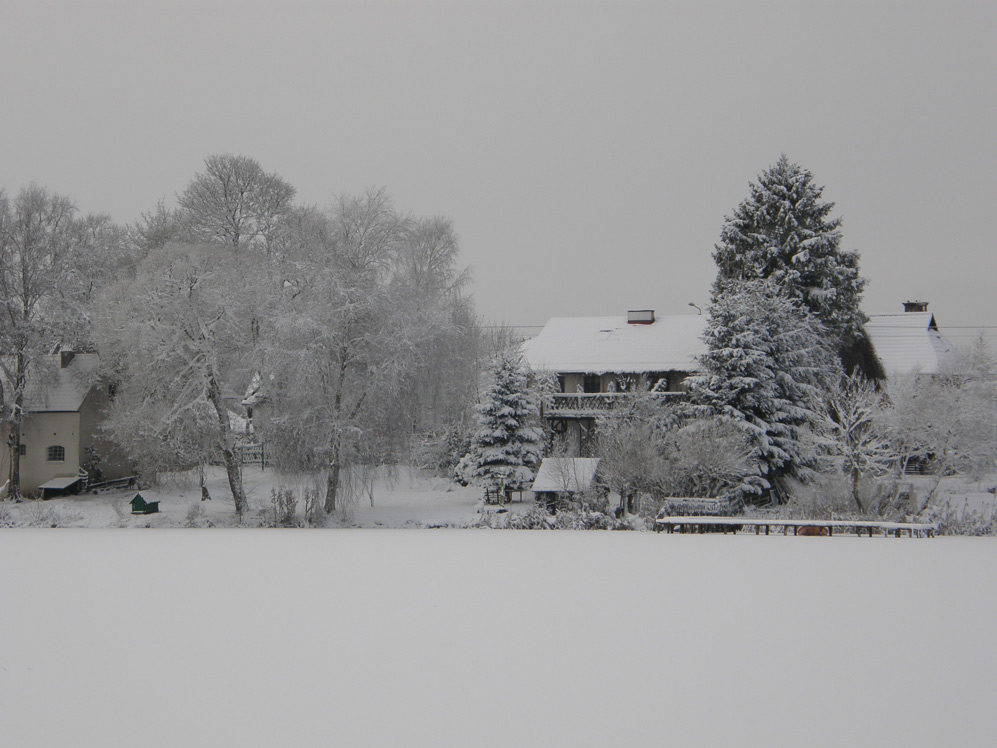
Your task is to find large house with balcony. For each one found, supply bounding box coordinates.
[521,303,954,457]
[521,310,707,456]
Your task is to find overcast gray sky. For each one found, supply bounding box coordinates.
[2,0,994,343]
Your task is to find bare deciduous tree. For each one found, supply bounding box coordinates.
[824,372,892,512]
[0,186,79,499]
[664,417,759,500]
[257,190,460,514]
[177,154,296,254]
[880,338,997,508]
[95,244,260,517]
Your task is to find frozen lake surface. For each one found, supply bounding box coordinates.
[2,530,995,747]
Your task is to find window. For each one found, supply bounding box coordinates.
[583,374,601,394]
[47,446,65,462]
[18,444,26,456]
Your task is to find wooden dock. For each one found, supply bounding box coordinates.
[654,516,937,538]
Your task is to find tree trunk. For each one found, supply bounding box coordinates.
[325,452,341,514]
[8,353,27,501]
[324,349,351,515]
[851,467,864,513]
[924,437,955,508]
[207,375,247,518]
[221,446,246,518]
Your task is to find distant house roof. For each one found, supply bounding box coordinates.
[863,312,953,375]
[19,353,100,412]
[521,315,707,374]
[531,458,600,493]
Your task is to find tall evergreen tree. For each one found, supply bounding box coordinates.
[689,280,841,501]
[713,155,868,355]
[463,352,543,501]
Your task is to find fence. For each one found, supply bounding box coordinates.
[234,443,265,467]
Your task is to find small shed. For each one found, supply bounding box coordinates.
[531,457,600,512]
[37,475,84,500]
[129,493,160,515]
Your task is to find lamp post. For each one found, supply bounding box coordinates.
[688,302,702,316]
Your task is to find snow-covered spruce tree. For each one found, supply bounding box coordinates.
[688,280,841,502]
[713,156,874,372]
[463,352,543,502]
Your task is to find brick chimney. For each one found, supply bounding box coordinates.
[903,300,928,313]
[627,310,655,325]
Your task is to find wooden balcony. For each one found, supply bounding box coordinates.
[545,391,686,417]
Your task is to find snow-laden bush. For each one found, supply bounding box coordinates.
[0,501,14,528]
[922,503,997,536]
[183,502,212,528]
[18,503,87,528]
[475,507,647,531]
[414,425,472,479]
[778,474,909,521]
[254,488,300,528]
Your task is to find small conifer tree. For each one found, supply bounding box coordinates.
[463,352,543,501]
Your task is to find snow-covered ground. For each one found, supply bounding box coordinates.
[2,526,996,746]
[2,469,996,746]
[0,466,504,529]
[3,465,994,530]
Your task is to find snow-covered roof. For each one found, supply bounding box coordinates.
[37,475,84,490]
[864,312,953,375]
[17,353,100,412]
[521,309,953,379]
[531,458,600,493]
[521,315,707,374]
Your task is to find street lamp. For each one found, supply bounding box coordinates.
[688,302,702,315]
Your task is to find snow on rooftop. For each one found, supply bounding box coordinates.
[864,312,954,375]
[12,353,100,412]
[522,315,707,374]
[531,457,600,493]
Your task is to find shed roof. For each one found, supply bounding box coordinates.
[863,312,953,375]
[521,315,707,374]
[531,458,600,493]
[37,475,84,490]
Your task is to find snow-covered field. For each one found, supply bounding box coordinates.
[0,466,498,529]
[2,520,996,746]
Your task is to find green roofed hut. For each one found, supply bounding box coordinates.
[129,493,159,515]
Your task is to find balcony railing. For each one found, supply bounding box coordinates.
[545,391,686,416]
